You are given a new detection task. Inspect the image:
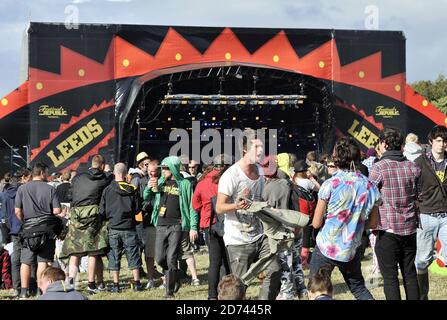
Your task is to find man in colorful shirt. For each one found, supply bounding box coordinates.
[369,127,421,300]
[311,137,380,300]
[414,125,447,300]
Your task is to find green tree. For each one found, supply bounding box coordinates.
[411,74,447,114]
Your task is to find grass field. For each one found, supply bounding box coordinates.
[1,247,447,300]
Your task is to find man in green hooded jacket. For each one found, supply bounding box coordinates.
[143,156,198,298]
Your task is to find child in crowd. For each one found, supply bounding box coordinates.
[38,267,87,300]
[308,267,333,300]
[217,274,246,300]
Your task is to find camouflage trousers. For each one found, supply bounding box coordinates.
[59,205,108,261]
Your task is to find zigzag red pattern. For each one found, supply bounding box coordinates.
[0,27,444,128]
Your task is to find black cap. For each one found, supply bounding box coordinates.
[294,160,309,172]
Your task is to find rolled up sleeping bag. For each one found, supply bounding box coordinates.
[260,207,310,228]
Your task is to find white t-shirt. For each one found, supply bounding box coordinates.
[294,177,315,192]
[218,162,265,245]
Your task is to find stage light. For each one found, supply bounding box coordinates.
[289,134,292,138]
[312,133,315,137]
[202,111,206,115]
[256,116,259,120]
[192,117,195,121]
[212,117,216,120]
[232,117,236,120]
[168,117,171,121]
[281,120,285,123]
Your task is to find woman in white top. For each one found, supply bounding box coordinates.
[293,160,320,192]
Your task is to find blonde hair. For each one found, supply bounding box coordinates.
[405,133,419,144]
[308,164,319,178]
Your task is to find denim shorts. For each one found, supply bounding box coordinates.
[107,229,142,271]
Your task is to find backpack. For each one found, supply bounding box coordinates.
[209,196,225,237]
[287,180,316,217]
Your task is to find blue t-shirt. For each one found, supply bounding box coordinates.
[316,171,380,262]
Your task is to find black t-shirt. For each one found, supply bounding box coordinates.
[433,159,447,182]
[157,180,181,226]
[56,182,71,203]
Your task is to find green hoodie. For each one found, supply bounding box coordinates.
[143,156,198,231]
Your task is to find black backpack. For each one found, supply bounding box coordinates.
[209,196,225,237]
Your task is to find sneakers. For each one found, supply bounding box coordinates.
[87,287,101,295]
[18,289,29,300]
[109,284,121,293]
[276,293,294,300]
[131,281,144,292]
[146,279,156,290]
[97,282,107,292]
[191,278,200,286]
[66,277,75,290]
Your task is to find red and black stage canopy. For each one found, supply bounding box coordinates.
[0,23,444,172]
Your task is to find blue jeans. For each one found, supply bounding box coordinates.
[310,245,374,300]
[107,229,142,271]
[416,213,447,271]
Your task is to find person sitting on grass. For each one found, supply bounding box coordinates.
[308,267,333,300]
[100,163,143,293]
[217,274,246,300]
[38,267,87,300]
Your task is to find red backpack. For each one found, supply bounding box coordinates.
[287,181,316,217]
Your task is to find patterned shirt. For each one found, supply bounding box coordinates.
[316,171,380,262]
[369,154,421,235]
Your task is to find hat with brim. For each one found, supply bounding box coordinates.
[136,152,150,164]
[294,160,309,172]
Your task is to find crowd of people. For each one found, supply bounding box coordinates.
[0,124,446,301]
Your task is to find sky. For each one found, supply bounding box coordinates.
[0,0,446,97]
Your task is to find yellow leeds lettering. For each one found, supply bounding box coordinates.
[347,119,379,149]
[46,118,104,168]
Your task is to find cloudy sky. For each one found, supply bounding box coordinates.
[0,0,446,97]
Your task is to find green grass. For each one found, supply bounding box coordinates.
[2,248,447,300]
